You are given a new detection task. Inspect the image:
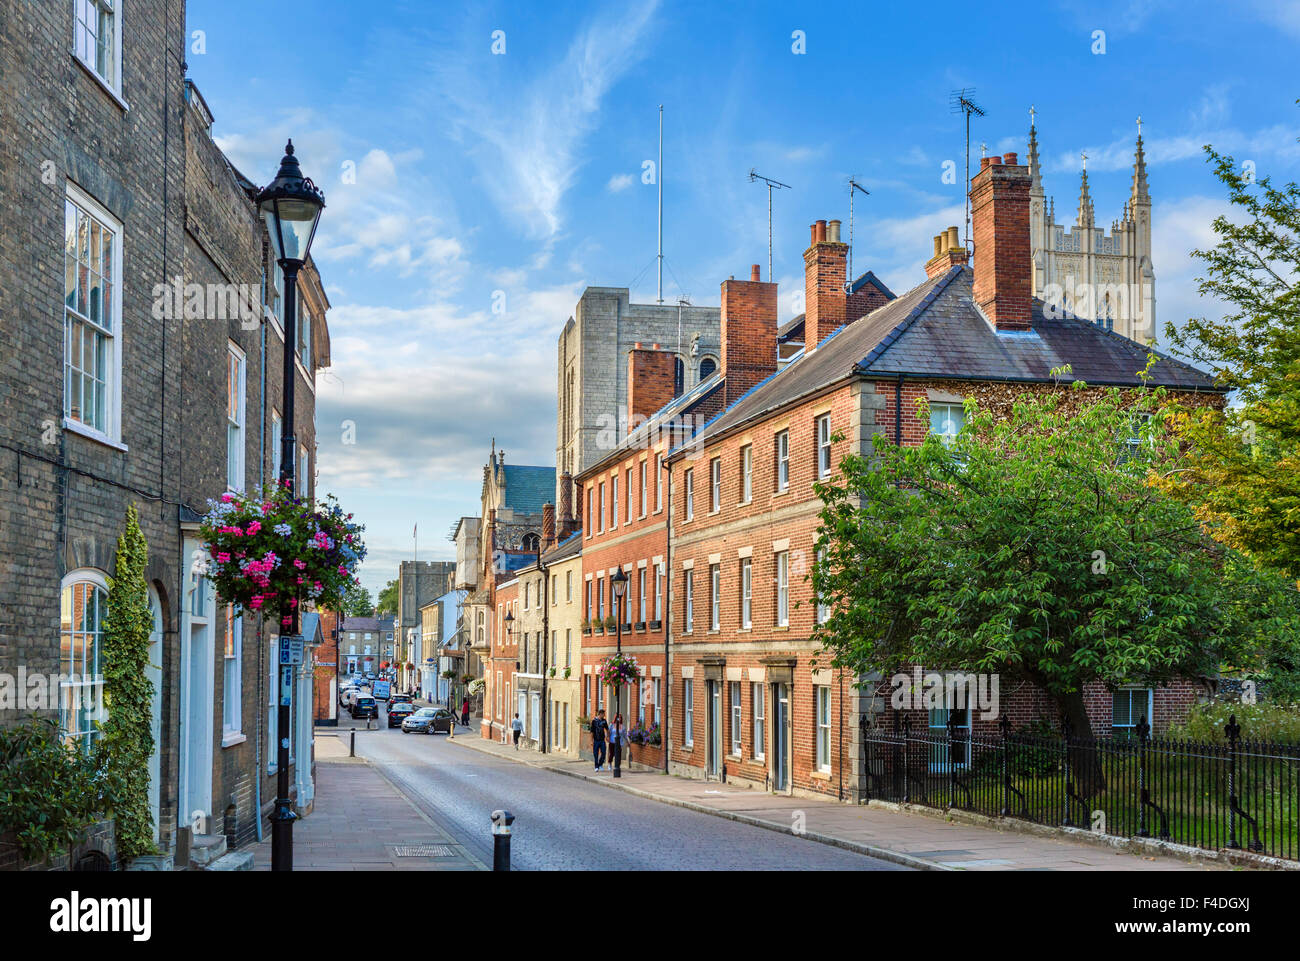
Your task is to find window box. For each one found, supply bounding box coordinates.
[649,620,663,632]
[634,621,646,631]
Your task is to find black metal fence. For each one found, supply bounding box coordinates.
[861,713,1300,861]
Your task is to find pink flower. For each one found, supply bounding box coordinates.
[281,616,292,626]
[220,493,233,503]
[246,520,262,535]
[215,552,230,563]
[294,559,306,570]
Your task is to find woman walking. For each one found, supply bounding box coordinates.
[608,712,627,777]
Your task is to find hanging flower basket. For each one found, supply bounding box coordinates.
[200,485,366,627]
[598,652,640,688]
[467,678,485,697]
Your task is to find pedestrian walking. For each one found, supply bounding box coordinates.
[608,712,627,777]
[511,712,523,748]
[461,697,471,727]
[590,710,608,771]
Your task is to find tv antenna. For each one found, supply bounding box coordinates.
[657,105,664,304]
[949,88,986,252]
[748,168,790,283]
[846,178,870,290]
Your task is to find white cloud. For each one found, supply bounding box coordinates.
[433,1,661,240]
[607,172,636,192]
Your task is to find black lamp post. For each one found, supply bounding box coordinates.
[256,140,324,873]
[610,568,628,778]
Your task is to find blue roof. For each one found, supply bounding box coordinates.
[501,464,555,514]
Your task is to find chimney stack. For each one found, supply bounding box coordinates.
[720,266,778,406]
[925,224,969,278]
[558,471,574,537]
[542,503,555,551]
[971,153,1033,332]
[803,217,848,350]
[627,343,677,426]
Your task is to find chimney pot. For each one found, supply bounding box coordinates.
[815,219,827,243]
[980,156,992,170]
[947,225,960,251]
[1003,151,1018,166]
[933,235,943,258]
[751,264,761,282]
[827,219,842,243]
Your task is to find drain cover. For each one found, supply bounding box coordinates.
[392,843,456,858]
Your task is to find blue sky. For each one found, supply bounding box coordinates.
[187,0,1300,597]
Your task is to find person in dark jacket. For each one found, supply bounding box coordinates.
[590,710,608,771]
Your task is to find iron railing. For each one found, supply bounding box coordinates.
[861,712,1299,860]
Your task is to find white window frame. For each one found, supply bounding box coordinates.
[227,343,246,492]
[752,682,765,759]
[710,457,721,512]
[625,467,633,523]
[683,569,694,633]
[598,482,606,533]
[655,454,664,511]
[684,678,694,745]
[776,551,789,627]
[73,0,124,96]
[271,409,283,480]
[684,467,694,520]
[740,445,752,504]
[566,570,573,602]
[63,184,124,446]
[298,441,310,495]
[816,547,831,624]
[730,681,742,755]
[776,430,790,491]
[222,605,243,742]
[930,402,965,446]
[611,474,619,529]
[816,686,832,772]
[639,461,648,517]
[741,558,752,629]
[638,567,647,623]
[710,564,720,631]
[1112,688,1155,738]
[817,414,833,479]
[59,569,108,752]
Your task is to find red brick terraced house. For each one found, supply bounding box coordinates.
[482,576,519,745]
[576,341,731,770]
[662,151,1224,804]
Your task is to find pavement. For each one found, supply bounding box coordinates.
[443,726,1229,872]
[246,734,485,871]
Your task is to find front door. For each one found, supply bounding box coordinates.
[179,545,214,835]
[772,683,789,792]
[707,681,722,778]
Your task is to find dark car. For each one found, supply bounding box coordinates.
[386,701,416,728]
[350,696,378,720]
[401,707,455,735]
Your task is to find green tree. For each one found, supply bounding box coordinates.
[811,384,1299,794]
[376,578,399,616]
[1159,132,1300,584]
[101,503,157,859]
[342,580,375,617]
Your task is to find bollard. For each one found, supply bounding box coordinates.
[349,729,356,757]
[491,809,514,871]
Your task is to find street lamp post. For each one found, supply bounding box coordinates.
[611,568,628,778]
[256,140,325,873]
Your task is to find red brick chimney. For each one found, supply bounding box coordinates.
[803,218,847,350]
[925,225,968,279]
[627,342,677,425]
[971,153,1033,331]
[720,265,778,406]
[558,471,573,537]
[542,503,555,551]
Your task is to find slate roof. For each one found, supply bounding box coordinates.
[678,264,1221,452]
[777,271,895,344]
[542,529,583,564]
[339,615,393,633]
[501,464,555,514]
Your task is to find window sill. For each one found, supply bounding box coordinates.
[63,418,128,452]
[773,488,790,498]
[726,753,743,762]
[739,626,752,633]
[812,770,831,781]
[71,54,130,112]
[773,625,789,632]
[222,731,247,748]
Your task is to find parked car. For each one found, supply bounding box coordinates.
[401,707,455,735]
[386,701,416,727]
[350,696,378,720]
[389,694,413,706]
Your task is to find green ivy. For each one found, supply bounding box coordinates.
[101,504,157,860]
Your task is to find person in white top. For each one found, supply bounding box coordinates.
[511,713,523,749]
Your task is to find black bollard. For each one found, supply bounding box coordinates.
[491,809,514,871]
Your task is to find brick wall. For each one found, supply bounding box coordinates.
[971,153,1032,331]
[720,269,778,406]
[803,221,847,349]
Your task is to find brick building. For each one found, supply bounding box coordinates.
[661,152,1222,804]
[0,0,332,861]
